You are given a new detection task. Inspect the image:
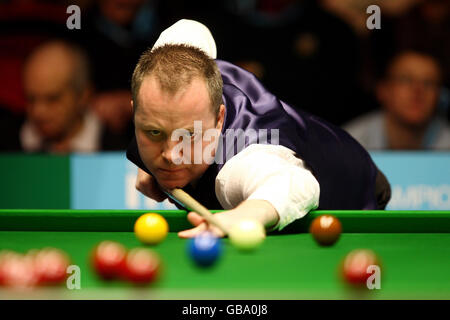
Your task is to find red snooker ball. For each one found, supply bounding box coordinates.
[341,249,380,286]
[0,252,38,289]
[0,250,16,286]
[92,241,127,280]
[122,248,160,284]
[32,248,70,285]
[309,214,342,246]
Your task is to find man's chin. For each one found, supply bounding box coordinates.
[38,128,60,140]
[401,115,430,128]
[157,179,189,191]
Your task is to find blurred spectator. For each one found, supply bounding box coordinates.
[344,50,450,150]
[393,0,450,88]
[20,40,102,153]
[79,0,160,150]
[0,0,69,115]
[0,0,85,152]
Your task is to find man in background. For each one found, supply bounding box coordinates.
[344,50,450,149]
[20,40,102,153]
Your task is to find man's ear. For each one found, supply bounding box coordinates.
[216,104,226,130]
[131,100,135,122]
[79,84,93,111]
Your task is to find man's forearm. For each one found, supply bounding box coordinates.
[228,199,280,230]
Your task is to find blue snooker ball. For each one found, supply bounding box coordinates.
[188,232,222,267]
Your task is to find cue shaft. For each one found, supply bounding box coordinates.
[170,188,228,235]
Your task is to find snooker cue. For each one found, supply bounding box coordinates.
[170,188,229,235]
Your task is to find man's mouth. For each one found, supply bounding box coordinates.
[158,168,185,173]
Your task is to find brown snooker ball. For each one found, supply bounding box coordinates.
[309,214,342,246]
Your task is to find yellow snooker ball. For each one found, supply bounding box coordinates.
[134,213,169,245]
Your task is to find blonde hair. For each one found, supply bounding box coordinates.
[131,44,223,116]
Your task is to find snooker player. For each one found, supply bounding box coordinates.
[126,20,391,238]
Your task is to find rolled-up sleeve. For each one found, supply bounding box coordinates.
[215,144,320,230]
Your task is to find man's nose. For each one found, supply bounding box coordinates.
[30,100,49,118]
[161,140,183,164]
[411,80,427,97]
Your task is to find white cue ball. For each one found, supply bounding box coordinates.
[228,219,266,251]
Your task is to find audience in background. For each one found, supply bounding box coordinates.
[0,0,69,116]
[344,50,450,150]
[391,0,450,88]
[0,0,71,152]
[20,40,102,153]
[0,0,449,153]
[79,0,160,150]
[320,0,420,92]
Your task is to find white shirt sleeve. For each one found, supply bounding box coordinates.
[215,144,320,231]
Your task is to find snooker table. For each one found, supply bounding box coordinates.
[1,209,450,300]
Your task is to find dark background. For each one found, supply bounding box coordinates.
[1,0,449,151]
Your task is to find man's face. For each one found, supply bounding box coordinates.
[24,55,83,140]
[134,76,224,191]
[378,53,441,127]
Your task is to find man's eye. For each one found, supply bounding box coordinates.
[186,132,199,140]
[423,79,438,89]
[148,130,161,136]
[47,93,61,103]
